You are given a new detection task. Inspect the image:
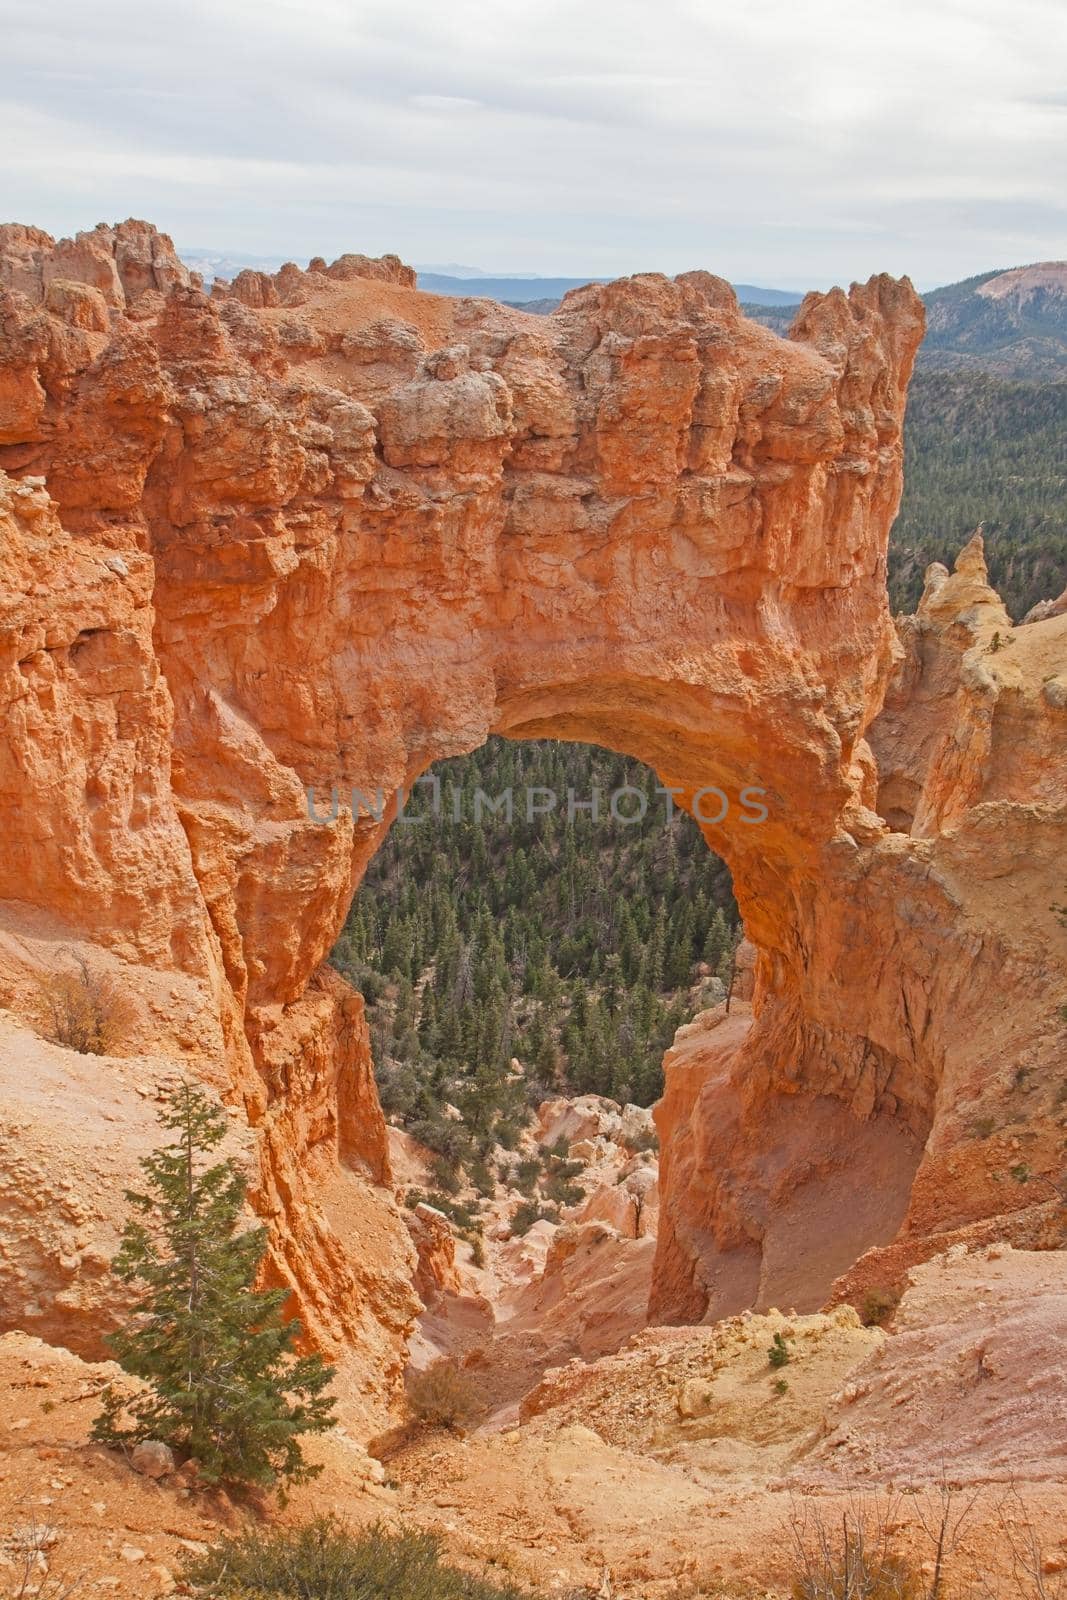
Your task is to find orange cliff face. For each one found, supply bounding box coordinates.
[0,219,1064,1417]
[652,541,1067,1325]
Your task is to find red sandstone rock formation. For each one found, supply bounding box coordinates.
[1,219,1064,1410]
[407,1202,464,1304]
[653,540,1067,1324]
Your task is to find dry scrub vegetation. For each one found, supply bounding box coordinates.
[182,1518,538,1600]
[784,1488,1066,1600]
[0,1515,83,1599]
[30,951,134,1055]
[407,1359,488,1432]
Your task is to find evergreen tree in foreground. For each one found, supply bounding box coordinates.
[93,1081,336,1493]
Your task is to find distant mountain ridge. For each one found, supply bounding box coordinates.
[741,262,1067,381]
[418,272,611,303]
[177,248,802,309]
[180,247,288,283]
[921,262,1067,379]
[416,271,802,307]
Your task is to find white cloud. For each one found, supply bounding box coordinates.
[1,0,1064,287]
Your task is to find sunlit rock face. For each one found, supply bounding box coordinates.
[2,218,1063,1388]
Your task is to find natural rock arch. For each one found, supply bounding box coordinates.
[2,222,1064,1398]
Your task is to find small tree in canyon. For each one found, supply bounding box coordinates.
[93,1081,336,1493]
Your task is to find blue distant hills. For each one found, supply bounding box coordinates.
[179,248,803,309]
[415,271,803,307]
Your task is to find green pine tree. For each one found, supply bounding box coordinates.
[93,1082,336,1494]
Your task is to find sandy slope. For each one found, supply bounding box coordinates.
[0,1245,1064,1597]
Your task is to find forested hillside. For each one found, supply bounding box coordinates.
[741,314,1067,618]
[743,268,1067,618]
[331,740,739,1177]
[921,264,1067,379]
[891,369,1067,617]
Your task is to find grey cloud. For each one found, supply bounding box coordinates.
[1,0,1065,287]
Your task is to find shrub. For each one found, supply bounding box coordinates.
[406,1359,487,1432]
[514,1156,542,1196]
[522,1076,552,1110]
[429,1155,463,1196]
[409,1116,473,1173]
[494,1122,519,1152]
[542,1176,584,1206]
[377,1059,421,1117]
[981,1486,1067,1600]
[789,1541,920,1599]
[768,1331,791,1369]
[627,1126,660,1154]
[510,1200,555,1237]
[405,1190,482,1240]
[1,1517,83,1598]
[31,952,134,1055]
[785,1484,1067,1600]
[468,1157,496,1198]
[550,1157,584,1181]
[861,1287,902,1327]
[183,1517,537,1599]
[787,1502,922,1600]
[541,1157,585,1205]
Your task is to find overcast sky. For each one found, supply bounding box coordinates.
[2,0,1065,290]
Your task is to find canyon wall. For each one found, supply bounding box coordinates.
[652,557,1067,1323]
[1,220,1064,1406]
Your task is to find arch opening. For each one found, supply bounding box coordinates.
[325,715,928,1388]
[334,733,739,1141]
[330,734,744,1390]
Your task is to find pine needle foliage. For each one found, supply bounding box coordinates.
[93,1081,336,1493]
